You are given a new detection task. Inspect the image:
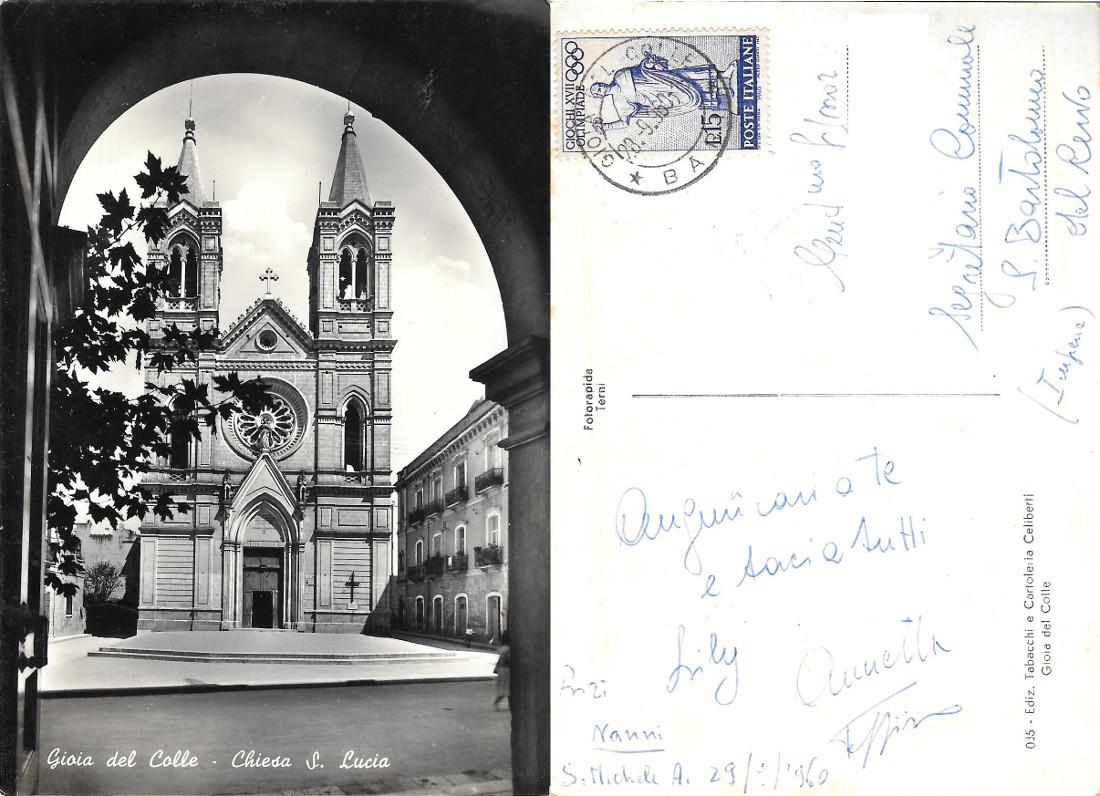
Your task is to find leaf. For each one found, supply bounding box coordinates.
[97,189,133,235]
[135,152,165,199]
[161,165,189,205]
[137,206,170,244]
[108,242,141,274]
[46,152,272,594]
[87,501,116,524]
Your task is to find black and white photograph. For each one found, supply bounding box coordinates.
[0,2,549,795]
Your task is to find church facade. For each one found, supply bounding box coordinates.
[136,113,394,633]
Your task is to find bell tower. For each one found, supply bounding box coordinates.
[307,109,396,633]
[307,111,394,341]
[307,109,395,480]
[147,116,223,337]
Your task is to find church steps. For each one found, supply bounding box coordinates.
[88,648,458,664]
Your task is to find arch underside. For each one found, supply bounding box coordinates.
[6,4,550,791]
[53,3,547,344]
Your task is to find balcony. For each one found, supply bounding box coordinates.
[337,297,371,312]
[474,544,503,567]
[407,507,427,526]
[407,564,425,583]
[155,467,193,482]
[161,296,198,312]
[425,498,443,517]
[447,553,468,572]
[425,554,445,578]
[343,470,371,484]
[475,467,504,492]
[445,485,468,506]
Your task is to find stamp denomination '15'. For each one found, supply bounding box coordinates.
[559,33,763,194]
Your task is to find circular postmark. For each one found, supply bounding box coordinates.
[578,36,735,195]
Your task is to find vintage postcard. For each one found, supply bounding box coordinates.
[552,3,1100,795]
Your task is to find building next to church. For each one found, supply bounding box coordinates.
[394,399,508,644]
[136,112,395,633]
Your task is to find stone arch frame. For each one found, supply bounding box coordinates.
[229,493,299,547]
[337,232,372,301]
[223,492,304,630]
[165,231,200,298]
[54,7,546,344]
[484,507,502,549]
[338,386,371,416]
[339,389,371,472]
[453,521,467,556]
[431,592,444,633]
[453,592,469,634]
[341,394,368,472]
[485,589,506,642]
[4,3,549,792]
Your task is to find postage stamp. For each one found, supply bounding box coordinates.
[557,33,763,194]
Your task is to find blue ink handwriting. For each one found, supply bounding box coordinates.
[929,26,977,160]
[666,624,740,707]
[796,615,951,707]
[1018,305,1094,423]
[560,664,609,700]
[999,68,1046,246]
[789,70,847,149]
[1054,85,1092,237]
[832,681,963,768]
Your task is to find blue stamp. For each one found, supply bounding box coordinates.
[559,34,762,194]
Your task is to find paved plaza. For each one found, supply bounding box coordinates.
[42,631,497,696]
[39,681,511,795]
[39,633,509,794]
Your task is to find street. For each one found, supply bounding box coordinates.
[39,681,510,795]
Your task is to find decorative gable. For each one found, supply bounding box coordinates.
[166,204,199,231]
[220,297,314,358]
[227,453,299,542]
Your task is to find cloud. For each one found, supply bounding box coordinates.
[220,182,311,322]
[389,255,506,467]
[425,255,473,284]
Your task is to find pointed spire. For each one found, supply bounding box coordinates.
[175,116,208,206]
[327,109,372,207]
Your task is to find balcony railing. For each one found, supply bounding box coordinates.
[474,544,503,567]
[408,564,425,582]
[337,297,371,312]
[445,485,468,506]
[448,553,468,572]
[475,467,504,492]
[343,470,371,484]
[161,296,198,312]
[426,498,443,517]
[425,554,445,577]
[153,467,193,482]
[407,507,427,526]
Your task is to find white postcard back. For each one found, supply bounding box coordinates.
[551,3,1100,794]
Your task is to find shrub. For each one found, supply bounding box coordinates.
[84,561,123,603]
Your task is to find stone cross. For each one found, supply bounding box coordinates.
[260,267,279,295]
[345,571,362,603]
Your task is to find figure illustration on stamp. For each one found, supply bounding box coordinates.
[589,50,738,135]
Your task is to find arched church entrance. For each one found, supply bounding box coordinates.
[223,475,303,631]
[241,506,287,629]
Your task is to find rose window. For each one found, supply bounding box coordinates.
[221,378,308,461]
[234,396,298,453]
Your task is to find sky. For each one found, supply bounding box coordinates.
[59,73,506,472]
